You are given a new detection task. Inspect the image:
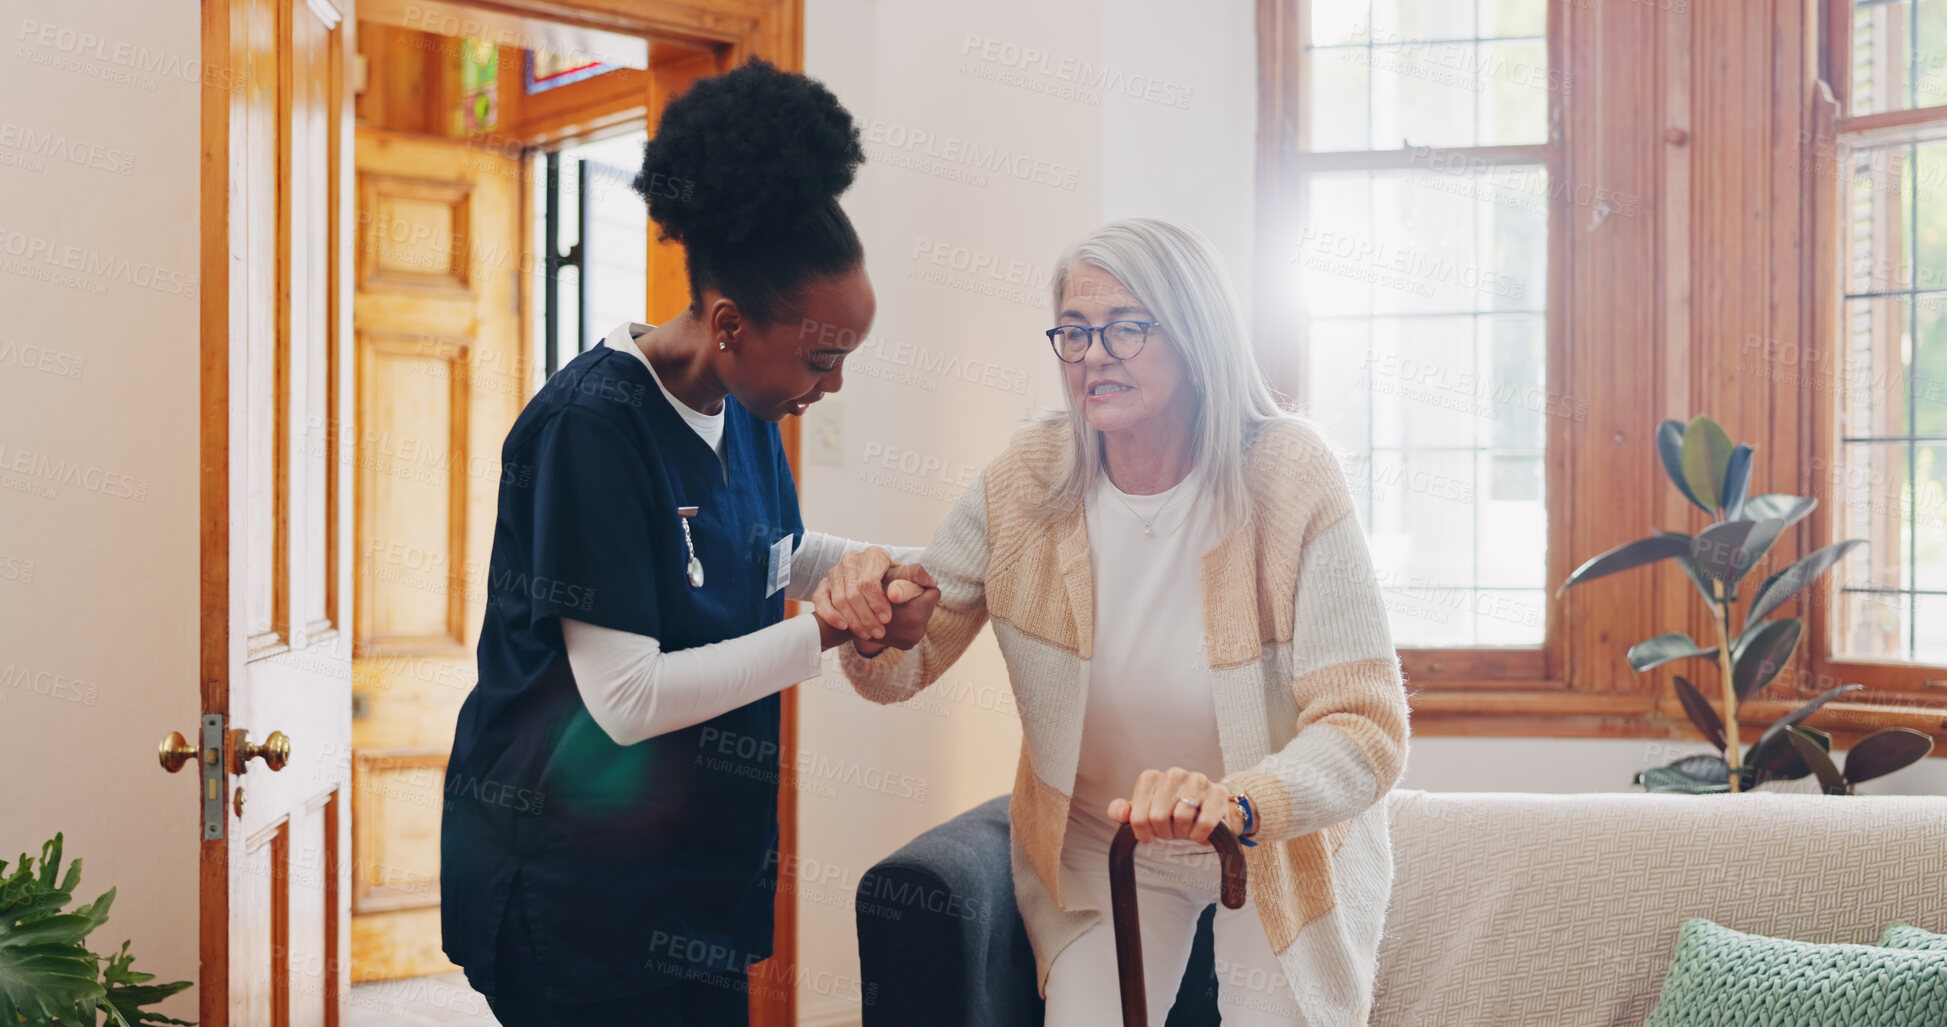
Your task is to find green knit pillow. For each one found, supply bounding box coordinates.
[1645,918,1947,1027]
[1881,921,1947,952]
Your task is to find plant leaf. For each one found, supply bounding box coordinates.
[1558,535,1692,595]
[1627,633,1720,672]
[1671,675,1727,751]
[99,941,194,1027]
[1673,554,1726,606]
[1636,754,1734,793]
[1732,618,1802,701]
[1734,517,1790,583]
[1658,420,1712,513]
[1750,725,1831,786]
[1786,727,1850,794]
[0,835,107,1025]
[1722,444,1755,521]
[1746,539,1868,625]
[1679,415,1735,512]
[1751,684,1864,757]
[1691,520,1757,583]
[1741,493,1817,528]
[1844,728,1936,785]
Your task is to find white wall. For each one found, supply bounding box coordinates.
[0,0,204,1019]
[798,1,1256,1021]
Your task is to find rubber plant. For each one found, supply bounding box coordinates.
[1558,415,1936,793]
[0,834,192,1026]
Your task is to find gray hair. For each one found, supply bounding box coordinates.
[1040,217,1288,532]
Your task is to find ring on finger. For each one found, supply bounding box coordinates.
[1176,796,1201,810]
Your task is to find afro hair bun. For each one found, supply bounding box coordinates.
[634,59,864,249]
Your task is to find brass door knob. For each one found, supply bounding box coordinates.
[229,729,291,773]
[158,731,198,773]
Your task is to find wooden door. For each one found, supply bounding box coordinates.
[199,0,357,1024]
[348,127,525,981]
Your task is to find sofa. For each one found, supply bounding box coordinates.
[855,788,1947,1025]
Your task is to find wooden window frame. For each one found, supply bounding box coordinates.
[1805,0,1947,724]
[1260,0,1947,750]
[1258,0,1574,701]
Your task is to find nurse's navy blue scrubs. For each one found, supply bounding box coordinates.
[442,324,802,1011]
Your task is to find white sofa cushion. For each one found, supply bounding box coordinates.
[1372,788,1947,1026]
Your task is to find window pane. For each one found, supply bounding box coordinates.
[1913,593,1947,662]
[1836,587,1908,657]
[1297,2,1549,649]
[1833,138,1947,665]
[1372,174,1478,312]
[1917,141,1947,288]
[1485,314,1546,450]
[1304,0,1549,153]
[1835,440,1912,658]
[1371,0,1476,43]
[1369,316,1476,448]
[1311,1,1370,45]
[1307,319,1372,460]
[1839,296,1912,439]
[1479,39,1551,146]
[1307,47,1372,151]
[1370,449,1476,589]
[1480,0,1546,39]
[1300,166,1548,647]
[1914,444,1947,591]
[1844,145,1913,294]
[1850,0,1947,115]
[1916,298,1947,433]
[1480,454,1544,588]
[1371,42,1480,149]
[1299,176,1376,316]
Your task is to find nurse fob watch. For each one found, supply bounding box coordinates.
[677,506,704,588]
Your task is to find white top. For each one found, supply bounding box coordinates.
[1070,467,1227,853]
[604,321,725,461]
[560,321,920,747]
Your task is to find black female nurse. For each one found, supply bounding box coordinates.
[440,60,938,1027]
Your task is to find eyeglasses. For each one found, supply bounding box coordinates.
[1045,320,1162,364]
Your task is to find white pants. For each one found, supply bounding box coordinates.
[1043,811,1304,1027]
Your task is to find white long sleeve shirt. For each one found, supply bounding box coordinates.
[562,323,918,746]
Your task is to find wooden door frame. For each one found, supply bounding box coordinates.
[202,1,806,1024]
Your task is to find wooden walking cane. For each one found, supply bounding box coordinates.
[1108,821,1249,1027]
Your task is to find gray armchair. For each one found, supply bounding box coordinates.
[855,795,1220,1026]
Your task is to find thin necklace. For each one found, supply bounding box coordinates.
[1102,475,1187,538]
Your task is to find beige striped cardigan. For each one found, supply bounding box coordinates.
[840,417,1409,1025]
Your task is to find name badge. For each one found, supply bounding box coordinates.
[767,533,794,597]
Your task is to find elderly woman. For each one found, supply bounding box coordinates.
[817,218,1408,1025]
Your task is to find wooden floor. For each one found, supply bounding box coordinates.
[346,973,501,1026]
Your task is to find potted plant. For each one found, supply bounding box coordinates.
[0,834,192,1026]
[1559,415,1935,793]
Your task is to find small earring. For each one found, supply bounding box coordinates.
[718,340,727,351]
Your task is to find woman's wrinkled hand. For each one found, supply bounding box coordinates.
[811,556,939,652]
[1106,767,1242,846]
[813,548,937,640]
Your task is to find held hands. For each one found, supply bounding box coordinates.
[1107,767,1244,847]
[811,546,940,655]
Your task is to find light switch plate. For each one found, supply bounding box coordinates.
[807,401,843,465]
